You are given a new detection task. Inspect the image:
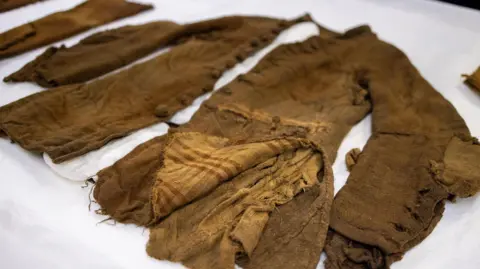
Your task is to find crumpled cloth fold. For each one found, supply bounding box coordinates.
[146,131,332,269]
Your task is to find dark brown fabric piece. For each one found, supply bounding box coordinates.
[94,135,166,225]
[0,0,44,13]
[4,16,261,87]
[94,27,374,269]
[237,184,331,269]
[0,0,153,59]
[463,67,480,92]
[430,136,480,198]
[325,27,480,268]
[3,17,342,88]
[4,21,181,87]
[324,231,399,269]
[0,15,308,163]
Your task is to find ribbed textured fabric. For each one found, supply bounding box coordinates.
[0,15,310,163]
[0,0,153,59]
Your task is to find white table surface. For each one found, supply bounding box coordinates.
[1,1,480,268]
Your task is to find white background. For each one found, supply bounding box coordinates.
[1,0,480,268]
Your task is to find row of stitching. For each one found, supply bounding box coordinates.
[170,16,315,116]
[205,14,314,90]
[216,103,329,134]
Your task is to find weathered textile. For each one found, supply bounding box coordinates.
[0,0,153,59]
[95,24,480,269]
[150,133,323,220]
[2,11,477,267]
[0,0,45,13]
[430,136,480,198]
[3,17,261,87]
[0,15,309,163]
[94,26,374,269]
[324,28,480,269]
[464,67,480,92]
[4,20,180,87]
[147,132,330,269]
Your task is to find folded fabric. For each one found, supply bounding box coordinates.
[0,0,45,13]
[463,67,480,92]
[324,28,480,268]
[146,132,332,269]
[0,0,153,59]
[0,15,310,163]
[94,26,374,269]
[151,133,323,220]
[94,24,480,268]
[325,230,387,269]
[4,20,180,87]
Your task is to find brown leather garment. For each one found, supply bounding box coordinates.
[324,28,480,269]
[0,0,153,59]
[94,27,374,269]
[0,15,311,164]
[0,0,45,13]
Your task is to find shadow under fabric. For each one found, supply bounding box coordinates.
[0,0,153,59]
[93,27,374,269]
[0,14,311,163]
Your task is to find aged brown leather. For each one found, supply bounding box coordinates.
[93,27,374,269]
[324,29,480,269]
[0,15,311,163]
[0,0,45,13]
[0,0,153,59]
[4,20,181,87]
